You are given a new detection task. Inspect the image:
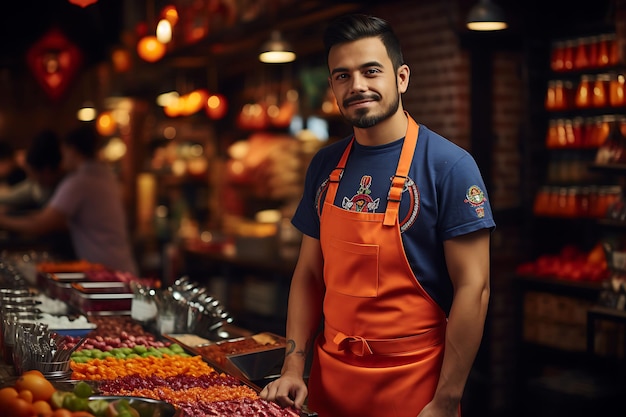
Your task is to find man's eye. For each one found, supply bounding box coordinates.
[335,74,348,80]
[365,68,380,75]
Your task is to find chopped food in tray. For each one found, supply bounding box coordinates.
[166,333,212,347]
[193,332,286,367]
[69,282,133,313]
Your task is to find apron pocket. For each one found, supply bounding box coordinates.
[325,239,379,297]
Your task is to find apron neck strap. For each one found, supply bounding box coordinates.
[383,113,419,226]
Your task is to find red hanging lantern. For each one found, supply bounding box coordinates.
[68,0,98,7]
[26,28,83,102]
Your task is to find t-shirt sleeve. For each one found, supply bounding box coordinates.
[437,153,496,241]
[291,160,322,240]
[47,177,80,217]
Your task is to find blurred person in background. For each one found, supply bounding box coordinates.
[0,124,138,275]
[0,130,65,212]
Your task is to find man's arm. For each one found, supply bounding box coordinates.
[420,228,491,417]
[0,180,37,208]
[260,234,325,410]
[0,205,67,236]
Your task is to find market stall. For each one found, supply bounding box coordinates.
[0,255,315,417]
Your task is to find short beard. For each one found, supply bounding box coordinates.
[341,92,400,129]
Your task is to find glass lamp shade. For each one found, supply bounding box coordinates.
[137,36,166,62]
[466,0,508,31]
[259,31,296,63]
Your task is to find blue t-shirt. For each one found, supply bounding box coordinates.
[292,124,496,314]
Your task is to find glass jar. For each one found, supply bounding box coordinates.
[556,119,567,147]
[592,74,609,108]
[572,117,584,148]
[597,34,611,67]
[554,80,569,110]
[609,73,625,107]
[545,81,556,110]
[546,119,558,148]
[575,75,591,108]
[607,33,619,66]
[563,40,575,71]
[574,37,589,70]
[564,119,575,147]
[550,41,565,72]
[578,187,591,218]
[596,116,612,147]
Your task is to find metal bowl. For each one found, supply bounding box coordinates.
[88,396,180,417]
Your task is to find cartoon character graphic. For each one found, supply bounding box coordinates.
[464,185,487,218]
[342,175,380,212]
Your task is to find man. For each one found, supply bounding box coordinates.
[0,124,138,275]
[260,14,495,417]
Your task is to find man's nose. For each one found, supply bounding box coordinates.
[349,73,367,92]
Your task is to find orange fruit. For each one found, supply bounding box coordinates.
[14,373,56,402]
[0,386,19,408]
[33,399,53,416]
[18,388,34,403]
[5,397,35,417]
[22,369,46,378]
[52,408,73,417]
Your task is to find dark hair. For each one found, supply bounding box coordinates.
[62,123,100,158]
[323,14,405,71]
[26,130,62,171]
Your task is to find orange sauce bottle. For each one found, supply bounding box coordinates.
[575,75,591,108]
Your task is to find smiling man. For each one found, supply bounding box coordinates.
[260,14,496,417]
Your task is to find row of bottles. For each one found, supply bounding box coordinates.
[533,185,621,218]
[545,115,626,149]
[550,33,620,72]
[545,73,626,111]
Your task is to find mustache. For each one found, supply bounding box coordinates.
[343,93,381,107]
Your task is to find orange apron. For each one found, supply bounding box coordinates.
[308,115,448,417]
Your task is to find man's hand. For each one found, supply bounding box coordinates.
[259,371,308,410]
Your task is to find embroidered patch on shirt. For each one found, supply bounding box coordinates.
[342,175,380,212]
[464,185,487,218]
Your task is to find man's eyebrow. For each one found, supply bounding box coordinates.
[330,61,384,75]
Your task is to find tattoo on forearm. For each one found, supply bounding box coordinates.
[285,339,307,358]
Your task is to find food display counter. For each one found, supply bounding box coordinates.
[0,255,316,417]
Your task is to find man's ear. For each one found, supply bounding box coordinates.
[397,64,410,93]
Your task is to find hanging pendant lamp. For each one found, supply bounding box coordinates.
[466,0,508,31]
[259,31,296,63]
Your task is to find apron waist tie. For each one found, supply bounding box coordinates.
[326,322,446,357]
